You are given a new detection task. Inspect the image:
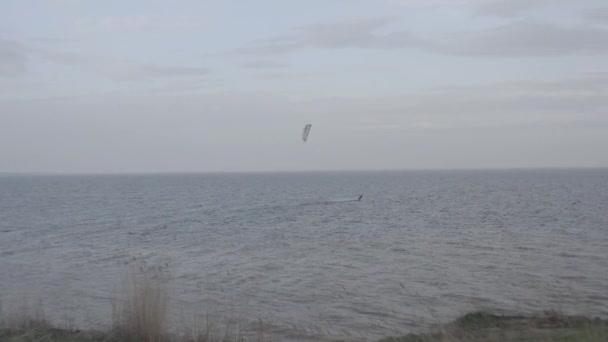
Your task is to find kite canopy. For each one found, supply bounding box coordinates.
[302,124,312,142]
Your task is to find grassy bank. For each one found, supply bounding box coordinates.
[0,265,250,342]
[378,311,608,342]
[2,310,607,342]
[2,265,606,341]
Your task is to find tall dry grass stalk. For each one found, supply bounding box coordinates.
[112,264,169,342]
[181,311,248,342]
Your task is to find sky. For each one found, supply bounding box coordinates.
[1,0,607,173]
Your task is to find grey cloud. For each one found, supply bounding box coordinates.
[47,0,84,7]
[229,17,608,58]
[254,64,399,81]
[242,60,287,69]
[255,70,337,80]
[74,15,201,33]
[0,39,26,77]
[234,17,420,55]
[40,50,85,65]
[436,72,608,93]
[344,64,402,73]
[363,0,591,17]
[38,49,208,82]
[426,74,608,126]
[310,72,608,132]
[30,37,77,44]
[0,80,42,97]
[144,79,222,94]
[474,0,607,18]
[98,15,162,32]
[586,8,608,25]
[433,21,608,56]
[256,72,291,80]
[475,0,552,17]
[99,62,208,82]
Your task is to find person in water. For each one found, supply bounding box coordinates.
[358,194,363,201]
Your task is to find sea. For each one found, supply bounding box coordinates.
[1,169,607,341]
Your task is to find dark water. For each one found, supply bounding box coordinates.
[1,170,607,340]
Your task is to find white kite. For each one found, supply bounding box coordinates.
[302,124,312,142]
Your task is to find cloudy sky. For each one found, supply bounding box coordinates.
[1,0,607,173]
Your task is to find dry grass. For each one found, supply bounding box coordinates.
[1,297,49,331]
[3,267,607,341]
[181,314,247,342]
[2,305,607,342]
[108,264,247,342]
[0,262,250,342]
[111,264,169,342]
[1,273,250,342]
[0,297,107,342]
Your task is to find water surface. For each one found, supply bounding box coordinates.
[1,170,607,340]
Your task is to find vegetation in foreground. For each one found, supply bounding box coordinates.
[1,265,250,342]
[2,309,607,342]
[1,265,606,341]
[379,311,608,342]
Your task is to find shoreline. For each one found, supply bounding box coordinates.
[2,264,607,341]
[2,310,607,342]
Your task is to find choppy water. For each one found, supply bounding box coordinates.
[1,170,607,341]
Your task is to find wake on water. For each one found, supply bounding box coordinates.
[323,198,361,203]
[229,196,364,216]
[298,197,363,207]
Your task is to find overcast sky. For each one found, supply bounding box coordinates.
[1,0,607,173]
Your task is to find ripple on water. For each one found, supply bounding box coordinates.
[1,170,607,340]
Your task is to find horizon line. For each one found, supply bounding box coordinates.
[2,166,607,176]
